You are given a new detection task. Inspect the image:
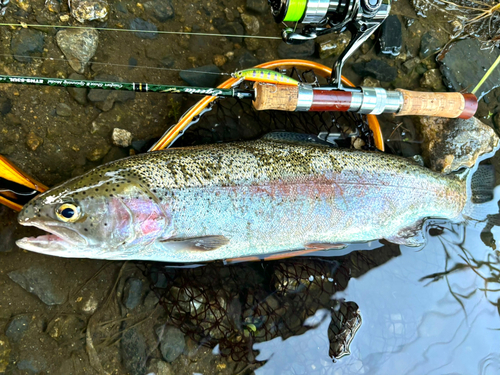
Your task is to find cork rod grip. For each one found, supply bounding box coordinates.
[252,83,298,111]
[395,89,477,119]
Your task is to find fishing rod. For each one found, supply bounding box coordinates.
[0,71,478,119]
[0,75,253,99]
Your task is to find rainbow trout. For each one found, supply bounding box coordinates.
[16,134,473,262]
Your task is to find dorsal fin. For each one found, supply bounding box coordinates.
[261,132,337,148]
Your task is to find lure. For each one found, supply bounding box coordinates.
[232,68,299,86]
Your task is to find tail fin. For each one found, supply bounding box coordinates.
[463,164,500,221]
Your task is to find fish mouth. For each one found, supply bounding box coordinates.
[16,221,87,253]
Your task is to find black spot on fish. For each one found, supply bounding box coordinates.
[84,228,88,231]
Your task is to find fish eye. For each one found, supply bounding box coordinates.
[55,203,81,222]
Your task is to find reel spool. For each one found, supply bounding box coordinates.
[268,0,391,89]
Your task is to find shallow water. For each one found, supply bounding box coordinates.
[1,0,500,373]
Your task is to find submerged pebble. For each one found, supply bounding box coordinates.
[0,335,10,373]
[241,13,259,35]
[8,266,67,305]
[318,33,350,59]
[420,69,445,91]
[122,277,143,309]
[66,73,88,105]
[130,18,158,39]
[156,325,186,363]
[352,59,397,82]
[10,28,44,63]
[56,29,99,73]
[179,65,221,87]
[56,103,72,117]
[5,314,30,342]
[69,0,108,22]
[143,0,174,22]
[112,128,133,148]
[121,327,148,375]
[278,40,315,58]
[246,0,267,13]
[26,132,43,151]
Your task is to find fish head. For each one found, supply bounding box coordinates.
[16,169,171,259]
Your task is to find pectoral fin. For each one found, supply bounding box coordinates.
[159,235,230,251]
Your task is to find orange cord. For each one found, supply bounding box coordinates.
[150,59,384,152]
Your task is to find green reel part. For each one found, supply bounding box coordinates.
[283,0,307,22]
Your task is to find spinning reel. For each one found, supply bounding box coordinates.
[269,0,391,89]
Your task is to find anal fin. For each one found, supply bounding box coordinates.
[159,235,229,251]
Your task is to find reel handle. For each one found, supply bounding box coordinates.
[252,83,477,119]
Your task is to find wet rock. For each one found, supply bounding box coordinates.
[420,69,445,91]
[0,97,11,115]
[69,0,108,22]
[102,146,128,164]
[17,358,47,374]
[149,267,168,288]
[0,335,10,373]
[56,103,72,117]
[156,325,186,363]
[26,132,43,151]
[361,76,381,87]
[238,50,258,69]
[244,37,261,51]
[128,57,137,69]
[246,0,267,13]
[45,0,60,13]
[47,315,85,341]
[419,31,444,59]
[418,116,500,173]
[8,267,67,305]
[143,291,159,310]
[278,40,315,58]
[0,215,15,252]
[10,28,44,63]
[352,59,397,82]
[241,13,259,35]
[67,72,88,105]
[318,33,350,59]
[14,0,31,12]
[143,0,174,22]
[379,15,402,57]
[122,277,143,309]
[402,57,421,73]
[121,327,148,375]
[439,38,500,100]
[86,142,111,161]
[147,359,173,375]
[213,18,244,43]
[180,64,220,87]
[130,18,158,39]
[213,54,227,67]
[88,74,135,110]
[112,128,133,147]
[5,314,30,342]
[224,8,235,21]
[56,29,99,73]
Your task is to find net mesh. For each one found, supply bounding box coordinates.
[172,68,374,150]
[144,257,362,365]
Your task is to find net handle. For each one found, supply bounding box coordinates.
[150,59,384,152]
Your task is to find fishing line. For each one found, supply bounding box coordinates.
[0,22,282,40]
[0,53,233,77]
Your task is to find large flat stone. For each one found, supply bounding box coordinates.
[438,38,500,100]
